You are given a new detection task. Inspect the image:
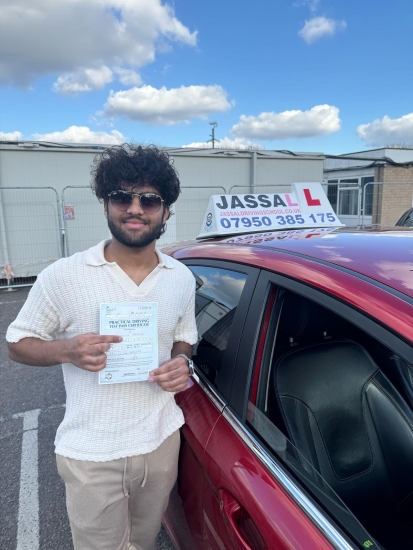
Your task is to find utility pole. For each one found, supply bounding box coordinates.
[208,121,220,149]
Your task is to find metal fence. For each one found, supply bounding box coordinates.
[61,185,227,255]
[0,187,62,290]
[362,182,413,226]
[0,185,226,290]
[2,182,412,290]
[61,186,110,257]
[173,186,226,243]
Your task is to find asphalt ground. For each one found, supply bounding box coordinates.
[0,287,175,550]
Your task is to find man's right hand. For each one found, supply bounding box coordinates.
[62,333,123,372]
[7,333,122,370]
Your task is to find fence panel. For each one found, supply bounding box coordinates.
[362,182,413,227]
[172,186,227,243]
[0,187,62,290]
[62,187,110,256]
[61,186,227,252]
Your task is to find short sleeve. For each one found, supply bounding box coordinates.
[173,275,198,345]
[6,276,60,343]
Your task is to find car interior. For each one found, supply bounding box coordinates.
[265,290,413,549]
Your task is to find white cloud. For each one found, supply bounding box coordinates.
[104,85,232,125]
[115,68,143,87]
[308,0,320,12]
[299,16,346,44]
[0,131,23,140]
[357,113,413,147]
[183,137,264,150]
[231,104,341,140]
[32,126,126,144]
[0,0,197,89]
[294,0,320,13]
[53,66,114,95]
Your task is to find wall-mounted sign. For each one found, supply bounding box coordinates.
[64,205,75,220]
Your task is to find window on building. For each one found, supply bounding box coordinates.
[327,180,338,212]
[337,179,359,215]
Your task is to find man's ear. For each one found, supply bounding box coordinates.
[163,205,170,224]
[104,201,108,218]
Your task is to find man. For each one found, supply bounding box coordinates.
[7,144,198,550]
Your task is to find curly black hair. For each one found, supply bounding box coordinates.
[91,143,181,206]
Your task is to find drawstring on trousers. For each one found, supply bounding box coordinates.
[122,456,148,492]
[122,458,129,497]
[141,457,148,488]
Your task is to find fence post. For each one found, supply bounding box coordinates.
[357,182,362,226]
[0,188,10,266]
[362,184,369,227]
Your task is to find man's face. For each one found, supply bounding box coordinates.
[105,183,170,248]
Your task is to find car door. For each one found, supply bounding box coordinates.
[193,267,361,550]
[201,285,349,550]
[221,267,413,550]
[168,260,259,549]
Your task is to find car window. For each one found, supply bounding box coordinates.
[245,285,409,550]
[247,402,375,550]
[188,265,247,387]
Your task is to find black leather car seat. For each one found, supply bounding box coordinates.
[271,300,413,548]
[386,353,413,411]
[268,292,351,435]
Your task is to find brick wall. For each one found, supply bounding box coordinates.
[372,166,413,225]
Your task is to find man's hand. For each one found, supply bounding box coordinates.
[62,333,122,372]
[149,356,190,392]
[7,333,122,370]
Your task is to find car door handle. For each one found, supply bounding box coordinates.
[219,490,266,550]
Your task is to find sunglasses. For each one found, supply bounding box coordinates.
[108,190,164,213]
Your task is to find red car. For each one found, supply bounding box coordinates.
[162,224,413,550]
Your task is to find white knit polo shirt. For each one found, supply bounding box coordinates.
[7,240,198,461]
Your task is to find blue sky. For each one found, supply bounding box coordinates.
[1,0,412,154]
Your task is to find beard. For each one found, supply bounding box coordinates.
[107,215,165,248]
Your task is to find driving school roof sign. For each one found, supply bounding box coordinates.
[198,182,344,239]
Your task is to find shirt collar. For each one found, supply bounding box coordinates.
[85,239,175,269]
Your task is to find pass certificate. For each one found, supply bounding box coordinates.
[99,302,158,384]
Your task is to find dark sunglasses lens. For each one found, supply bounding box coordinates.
[140,194,162,213]
[110,192,132,210]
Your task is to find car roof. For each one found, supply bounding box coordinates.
[164,227,413,299]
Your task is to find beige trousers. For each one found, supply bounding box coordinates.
[56,430,180,550]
